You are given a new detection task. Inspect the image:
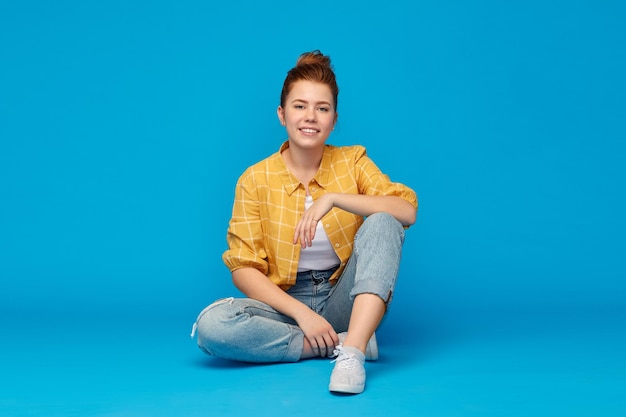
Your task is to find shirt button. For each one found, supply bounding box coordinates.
[325,224,329,228]
[311,186,317,192]
[334,243,340,248]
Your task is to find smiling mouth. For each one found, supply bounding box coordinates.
[299,128,319,134]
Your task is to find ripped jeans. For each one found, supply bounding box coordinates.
[191,212,405,363]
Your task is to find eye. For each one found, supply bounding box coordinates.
[318,107,329,112]
[294,104,305,109]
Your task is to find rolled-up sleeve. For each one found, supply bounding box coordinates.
[353,146,418,210]
[222,169,269,274]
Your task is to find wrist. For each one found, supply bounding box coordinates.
[323,192,337,208]
[292,303,315,323]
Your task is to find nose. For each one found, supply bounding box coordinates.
[305,107,317,122]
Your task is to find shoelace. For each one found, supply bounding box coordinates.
[331,348,359,370]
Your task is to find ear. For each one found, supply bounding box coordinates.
[277,106,285,126]
[334,112,338,128]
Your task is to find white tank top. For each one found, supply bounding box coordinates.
[297,195,341,272]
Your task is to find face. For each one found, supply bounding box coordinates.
[277,80,337,150]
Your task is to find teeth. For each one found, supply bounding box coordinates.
[301,128,317,133]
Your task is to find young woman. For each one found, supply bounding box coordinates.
[191,50,417,394]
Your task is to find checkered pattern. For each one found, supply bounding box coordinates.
[222,141,418,290]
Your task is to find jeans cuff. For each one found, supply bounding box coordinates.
[350,279,395,306]
[282,325,305,362]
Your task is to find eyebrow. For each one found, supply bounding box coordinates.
[290,98,333,106]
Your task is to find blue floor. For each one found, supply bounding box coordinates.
[2,308,624,417]
[2,1,624,416]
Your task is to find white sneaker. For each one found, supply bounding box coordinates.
[338,332,379,361]
[328,346,366,394]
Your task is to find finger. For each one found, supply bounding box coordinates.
[302,219,311,247]
[307,218,318,246]
[310,339,320,356]
[322,334,335,357]
[316,337,328,357]
[303,225,311,247]
[293,220,301,244]
[294,221,306,246]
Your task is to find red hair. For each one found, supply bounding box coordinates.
[280,50,339,109]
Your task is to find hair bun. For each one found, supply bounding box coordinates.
[295,50,332,69]
[280,50,339,108]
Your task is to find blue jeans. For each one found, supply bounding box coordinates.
[192,212,405,363]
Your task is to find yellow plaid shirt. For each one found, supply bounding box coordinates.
[222,141,418,290]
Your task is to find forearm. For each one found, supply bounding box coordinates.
[231,267,312,322]
[327,193,416,226]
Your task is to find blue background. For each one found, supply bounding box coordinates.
[1,1,624,416]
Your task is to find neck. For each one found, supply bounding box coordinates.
[282,143,324,185]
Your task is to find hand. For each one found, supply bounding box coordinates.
[293,193,334,248]
[296,309,339,358]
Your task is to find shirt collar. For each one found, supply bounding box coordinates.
[275,141,332,195]
[316,146,332,188]
[276,141,300,195]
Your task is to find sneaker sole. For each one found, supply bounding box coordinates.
[328,382,365,394]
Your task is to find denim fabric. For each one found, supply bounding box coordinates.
[192,212,405,363]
